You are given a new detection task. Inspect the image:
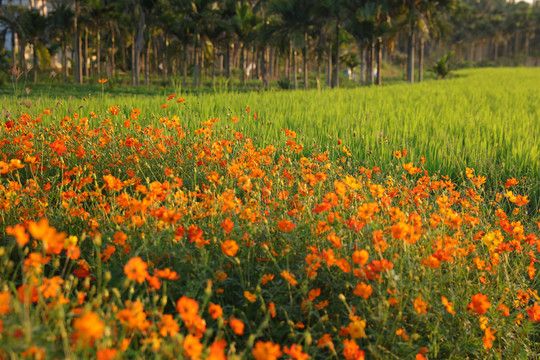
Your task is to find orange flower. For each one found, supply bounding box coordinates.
[498,304,510,316]
[317,333,334,351]
[280,270,298,286]
[414,295,428,315]
[209,303,223,319]
[229,317,244,336]
[441,296,456,315]
[155,268,180,280]
[244,291,256,303]
[504,178,519,188]
[177,296,199,322]
[277,219,296,232]
[527,302,540,322]
[177,97,186,103]
[469,293,491,315]
[159,314,179,337]
[208,339,227,360]
[343,339,364,360]
[221,239,239,257]
[353,282,373,299]
[220,218,234,234]
[348,319,367,338]
[352,249,369,265]
[6,224,29,247]
[483,326,496,349]
[261,274,274,285]
[283,344,309,360]
[268,302,276,318]
[73,311,105,344]
[124,257,149,284]
[98,78,108,83]
[97,348,117,360]
[0,291,12,315]
[167,93,176,100]
[252,341,282,360]
[183,334,203,359]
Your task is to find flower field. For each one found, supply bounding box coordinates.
[1,69,540,359]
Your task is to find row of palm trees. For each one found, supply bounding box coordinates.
[0,0,538,88]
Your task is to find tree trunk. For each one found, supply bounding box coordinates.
[293,49,297,90]
[367,41,374,84]
[11,29,17,83]
[33,40,38,83]
[74,0,81,84]
[334,21,340,88]
[97,28,101,78]
[144,44,149,86]
[327,40,331,87]
[303,32,308,90]
[359,44,365,85]
[284,50,289,80]
[418,37,424,82]
[162,34,167,83]
[376,37,382,86]
[513,32,519,57]
[134,6,145,86]
[62,39,67,82]
[226,42,231,79]
[131,32,136,85]
[84,27,88,77]
[268,46,273,80]
[193,30,198,87]
[524,33,529,66]
[241,44,246,86]
[111,29,115,77]
[407,25,414,83]
[183,42,188,87]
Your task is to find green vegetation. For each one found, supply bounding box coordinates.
[0,67,539,360]
[2,67,539,208]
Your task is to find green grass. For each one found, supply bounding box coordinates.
[2,67,539,208]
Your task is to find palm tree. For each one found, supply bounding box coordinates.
[50,2,74,82]
[20,8,49,83]
[268,0,314,90]
[233,1,258,86]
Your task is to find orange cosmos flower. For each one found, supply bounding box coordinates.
[220,218,234,234]
[498,304,510,316]
[167,94,176,100]
[353,282,373,299]
[277,219,296,232]
[505,178,519,188]
[252,341,282,360]
[352,249,369,265]
[348,319,367,338]
[73,311,105,344]
[244,291,256,303]
[177,296,199,321]
[97,348,117,360]
[441,296,456,315]
[208,339,227,360]
[283,344,309,360]
[0,291,11,315]
[261,274,274,285]
[177,97,186,103]
[183,334,203,359]
[209,303,223,319]
[98,78,108,83]
[317,333,334,351]
[43,109,51,115]
[414,295,428,315]
[124,257,149,284]
[469,293,491,315]
[483,326,496,349]
[6,224,29,247]
[527,303,540,322]
[155,268,180,280]
[221,239,239,257]
[280,270,298,286]
[159,314,179,337]
[343,339,364,360]
[229,317,244,335]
